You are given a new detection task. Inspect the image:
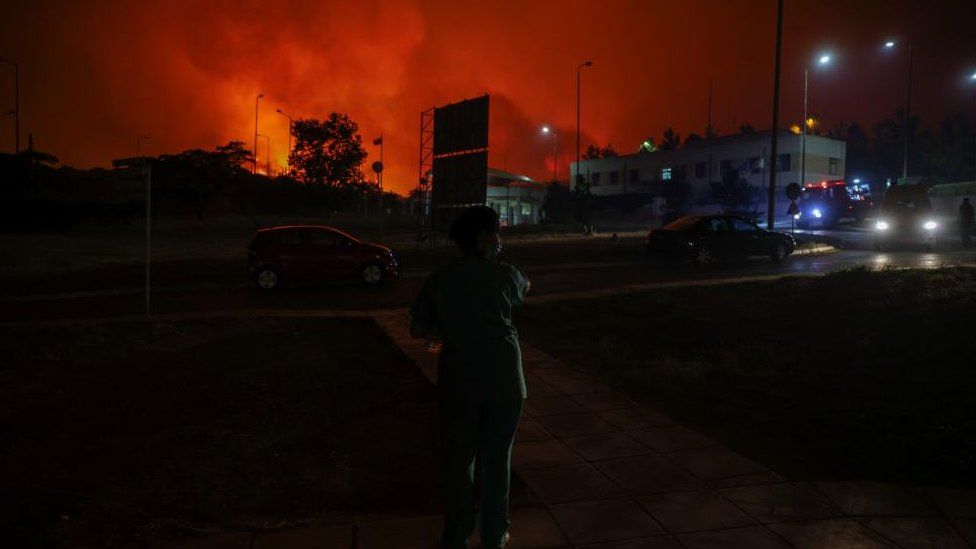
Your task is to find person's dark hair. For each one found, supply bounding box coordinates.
[449,205,500,251]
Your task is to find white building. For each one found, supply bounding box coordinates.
[409,167,547,226]
[570,130,846,222]
[486,167,547,225]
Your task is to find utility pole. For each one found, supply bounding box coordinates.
[707,77,713,138]
[114,155,152,316]
[0,58,18,153]
[766,0,784,230]
[576,61,592,190]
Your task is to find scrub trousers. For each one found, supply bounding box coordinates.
[438,394,523,549]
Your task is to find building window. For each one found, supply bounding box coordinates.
[776,153,791,172]
[750,157,763,174]
[694,161,706,179]
[609,171,619,185]
[720,159,733,176]
[590,172,601,186]
[629,169,640,183]
[521,204,531,216]
[829,157,839,175]
[661,167,672,181]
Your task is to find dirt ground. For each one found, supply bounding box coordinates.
[517,266,976,487]
[0,316,440,547]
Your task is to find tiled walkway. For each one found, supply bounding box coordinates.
[369,312,976,549]
[152,311,976,548]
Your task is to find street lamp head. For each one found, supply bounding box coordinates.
[276,108,282,113]
[884,41,896,48]
[257,94,264,99]
[818,54,831,65]
[541,125,551,134]
[583,60,592,67]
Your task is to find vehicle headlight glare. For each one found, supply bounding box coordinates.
[812,209,822,218]
[923,220,937,230]
[876,220,889,231]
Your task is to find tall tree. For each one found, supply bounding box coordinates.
[918,113,974,182]
[215,141,254,174]
[289,113,368,188]
[660,127,681,151]
[583,144,618,159]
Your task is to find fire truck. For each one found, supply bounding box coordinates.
[794,179,873,229]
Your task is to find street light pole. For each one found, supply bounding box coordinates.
[799,54,830,189]
[253,94,264,173]
[276,108,293,167]
[903,43,914,181]
[0,57,18,153]
[766,0,784,230]
[576,61,592,190]
[257,134,270,175]
[801,68,808,188]
[970,72,976,183]
[541,126,558,182]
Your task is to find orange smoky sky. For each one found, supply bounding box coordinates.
[2,0,975,195]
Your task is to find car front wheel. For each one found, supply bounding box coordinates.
[254,266,282,291]
[360,262,384,285]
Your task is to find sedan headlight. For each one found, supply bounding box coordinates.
[923,220,937,231]
[875,220,889,231]
[812,209,823,219]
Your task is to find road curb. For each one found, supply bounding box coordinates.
[792,245,836,256]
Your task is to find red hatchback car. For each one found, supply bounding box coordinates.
[247,225,398,290]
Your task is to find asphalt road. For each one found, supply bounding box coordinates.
[4,234,976,323]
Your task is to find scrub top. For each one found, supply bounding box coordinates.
[410,255,530,401]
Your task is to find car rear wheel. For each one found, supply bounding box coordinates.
[770,243,787,263]
[360,262,384,285]
[254,266,282,291]
[692,246,714,266]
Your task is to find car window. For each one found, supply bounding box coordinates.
[278,230,304,246]
[662,217,701,231]
[708,218,733,232]
[252,232,275,247]
[306,230,340,247]
[730,218,757,232]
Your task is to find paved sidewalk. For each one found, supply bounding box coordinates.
[368,312,976,549]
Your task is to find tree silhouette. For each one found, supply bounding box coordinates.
[583,144,618,159]
[660,127,681,151]
[289,113,367,188]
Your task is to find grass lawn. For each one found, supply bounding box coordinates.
[518,267,976,486]
[0,317,439,547]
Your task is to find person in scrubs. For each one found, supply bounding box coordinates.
[410,205,530,549]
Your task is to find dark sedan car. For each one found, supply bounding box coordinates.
[247,225,398,290]
[646,215,795,265]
